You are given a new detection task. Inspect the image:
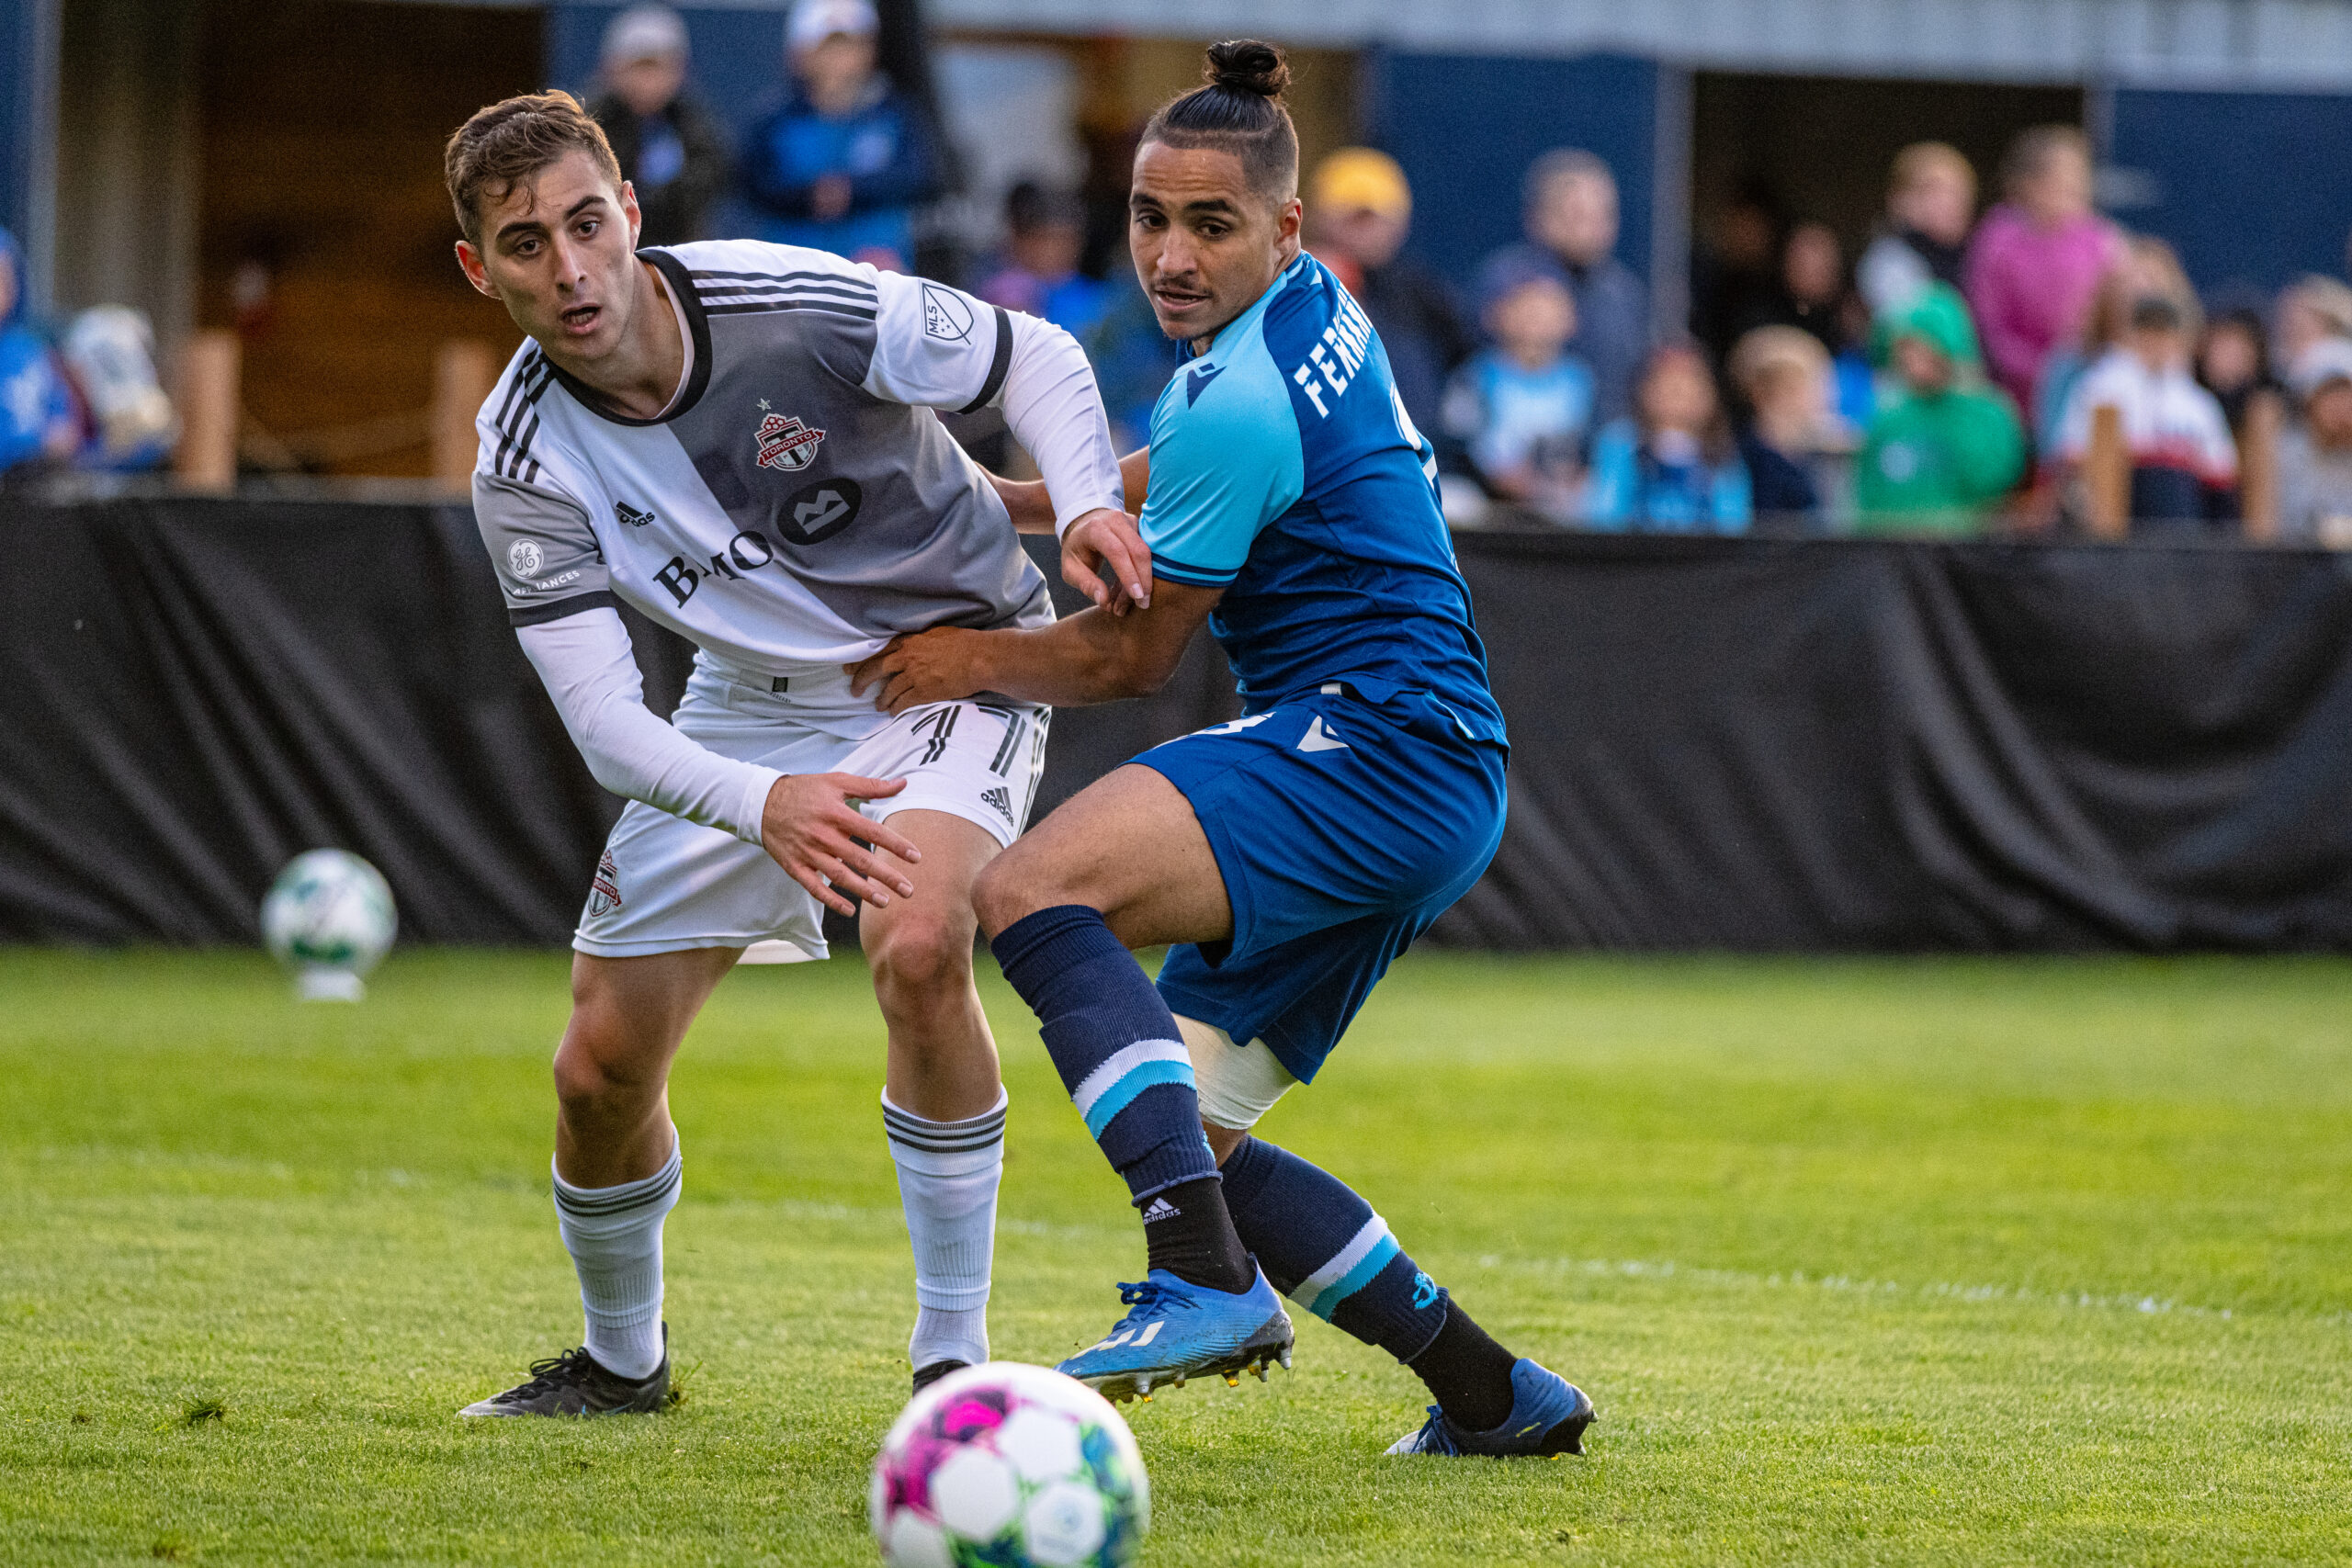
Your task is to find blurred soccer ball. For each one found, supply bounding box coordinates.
[871,1362,1148,1568]
[261,850,396,999]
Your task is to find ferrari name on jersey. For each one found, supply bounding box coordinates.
[1286,288,1375,421]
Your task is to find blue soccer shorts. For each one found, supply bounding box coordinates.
[1136,686,1507,1084]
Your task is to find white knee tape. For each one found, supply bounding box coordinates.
[1176,1015,1298,1132]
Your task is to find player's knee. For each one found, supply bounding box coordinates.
[973,843,1072,937]
[551,1009,658,1116]
[970,853,1029,938]
[867,912,972,999]
[551,1034,616,1114]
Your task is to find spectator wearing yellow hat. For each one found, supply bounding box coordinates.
[1306,147,1474,441]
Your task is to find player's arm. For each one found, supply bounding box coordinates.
[992,448,1156,614]
[850,582,1221,713]
[476,468,919,915]
[990,447,1151,529]
[861,274,1154,612]
[853,364,1295,712]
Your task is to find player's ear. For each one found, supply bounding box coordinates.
[455,240,499,299]
[1275,196,1304,247]
[619,180,643,248]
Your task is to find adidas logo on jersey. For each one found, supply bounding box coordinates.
[1140,1197,1180,1224]
[614,501,656,528]
[980,785,1012,820]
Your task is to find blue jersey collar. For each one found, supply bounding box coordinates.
[1192,250,1315,363]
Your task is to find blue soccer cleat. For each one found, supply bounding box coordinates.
[1385,1358,1595,1457]
[1056,1267,1295,1404]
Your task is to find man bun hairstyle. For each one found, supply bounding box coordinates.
[445,90,625,247]
[1139,39,1300,202]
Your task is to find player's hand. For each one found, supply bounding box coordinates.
[1062,508,1152,616]
[760,772,922,918]
[847,628,985,716]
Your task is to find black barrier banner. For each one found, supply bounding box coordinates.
[8,499,2352,950]
[1436,531,2352,950]
[0,498,1229,943]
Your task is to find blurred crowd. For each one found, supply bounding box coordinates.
[1382,125,2352,540]
[18,0,2352,545]
[0,229,177,480]
[571,0,2352,542]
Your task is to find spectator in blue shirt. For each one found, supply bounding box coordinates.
[0,231,79,478]
[976,182,1112,338]
[1442,252,1595,520]
[1478,150,1650,425]
[1583,343,1752,531]
[739,0,941,270]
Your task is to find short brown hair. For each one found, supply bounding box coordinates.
[444,90,623,247]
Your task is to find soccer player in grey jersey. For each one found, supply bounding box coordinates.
[440,93,1142,1416]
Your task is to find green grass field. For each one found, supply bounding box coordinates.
[5,947,2350,1565]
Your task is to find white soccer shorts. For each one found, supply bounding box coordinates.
[573,656,1048,961]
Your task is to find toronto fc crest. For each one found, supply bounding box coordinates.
[754,410,826,471]
[588,850,623,919]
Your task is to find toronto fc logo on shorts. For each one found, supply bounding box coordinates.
[753,402,826,472]
[588,851,623,919]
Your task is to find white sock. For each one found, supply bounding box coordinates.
[883,1088,1005,1372]
[551,1137,680,1382]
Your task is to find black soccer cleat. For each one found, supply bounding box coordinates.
[1386,1359,1594,1457]
[911,1359,971,1396]
[458,1326,670,1417]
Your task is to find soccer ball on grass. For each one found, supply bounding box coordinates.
[260,849,397,1000]
[871,1361,1148,1568]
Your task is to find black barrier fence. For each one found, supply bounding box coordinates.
[8,497,2352,951]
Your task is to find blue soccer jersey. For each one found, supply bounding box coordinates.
[1138,252,1506,745]
[1131,253,1510,1082]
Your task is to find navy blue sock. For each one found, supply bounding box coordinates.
[992,907,1250,1292]
[1222,1134,1517,1428]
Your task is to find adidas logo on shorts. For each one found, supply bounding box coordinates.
[980,785,1012,820]
[1140,1197,1179,1224]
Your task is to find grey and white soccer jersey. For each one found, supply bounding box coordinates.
[473,240,1114,666]
[467,240,1120,957]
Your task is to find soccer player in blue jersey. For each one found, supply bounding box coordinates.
[851,40,1592,1457]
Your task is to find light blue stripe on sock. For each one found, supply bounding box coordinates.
[1308,1233,1401,1321]
[1080,1059,1197,1137]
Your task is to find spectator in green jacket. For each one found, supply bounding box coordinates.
[1858,283,2026,534]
